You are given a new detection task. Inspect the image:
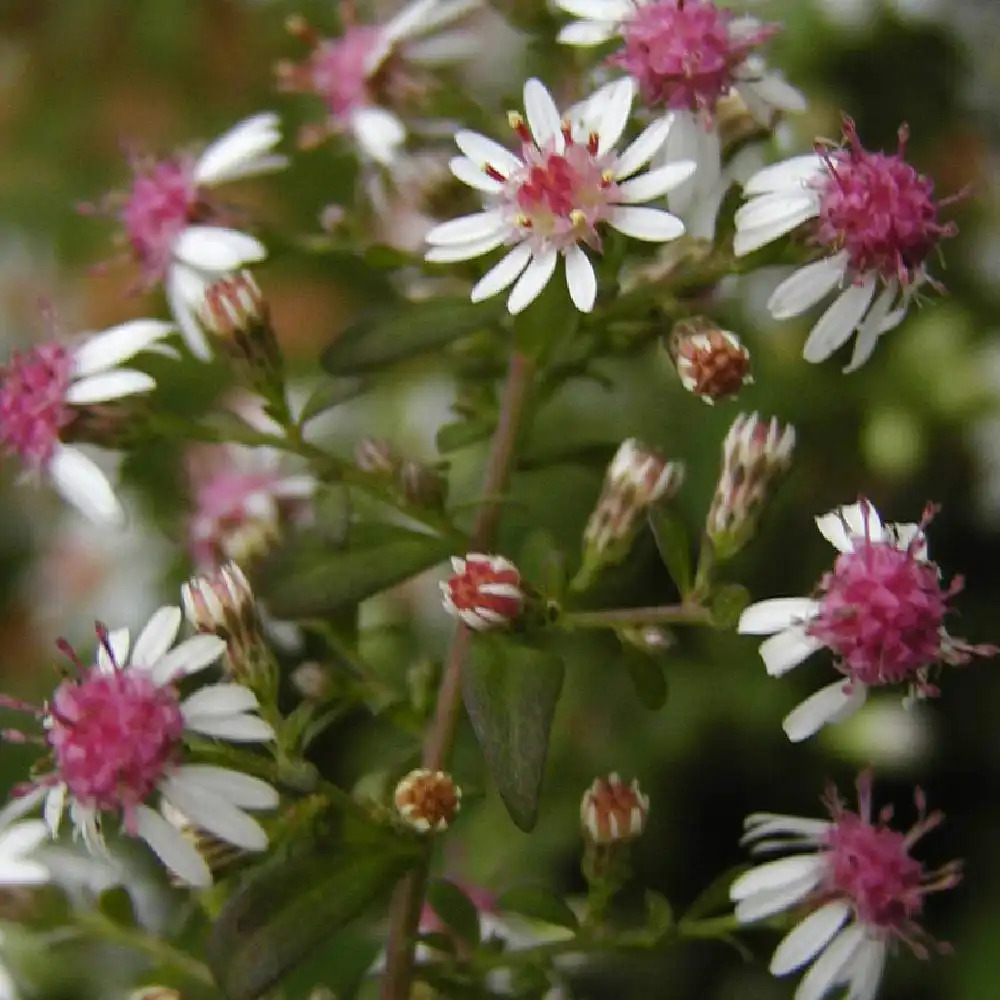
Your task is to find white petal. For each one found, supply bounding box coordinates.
[173,226,267,271]
[183,713,275,742]
[161,777,269,851]
[454,130,521,178]
[596,77,635,154]
[564,244,597,312]
[97,627,131,672]
[840,500,883,543]
[743,155,826,196]
[194,113,285,187]
[43,785,66,838]
[660,111,718,217]
[352,108,407,166]
[470,243,533,302]
[555,0,631,18]
[815,511,855,553]
[742,815,832,844]
[0,819,48,860]
[743,74,808,115]
[734,873,821,923]
[65,369,155,405]
[72,320,175,376]
[151,634,226,684]
[131,607,182,669]
[48,444,124,526]
[845,280,898,372]
[523,78,564,152]
[759,625,824,677]
[425,231,506,263]
[783,680,868,743]
[449,156,503,193]
[170,765,278,810]
[794,924,866,1000]
[557,20,618,45]
[609,206,685,241]
[614,117,674,179]
[0,856,49,884]
[617,161,697,203]
[730,854,825,902]
[735,191,819,236]
[771,901,852,976]
[507,249,558,315]
[738,598,820,635]
[845,939,887,1000]
[134,803,211,887]
[426,211,505,245]
[166,266,212,361]
[802,276,878,364]
[182,683,261,719]
[768,252,850,320]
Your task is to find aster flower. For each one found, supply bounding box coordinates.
[277,0,482,165]
[90,113,286,360]
[730,772,961,1000]
[0,320,174,525]
[734,118,959,369]
[553,0,805,225]
[425,77,695,314]
[738,499,994,742]
[3,608,278,887]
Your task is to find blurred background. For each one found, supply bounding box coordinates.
[2,1,1000,998]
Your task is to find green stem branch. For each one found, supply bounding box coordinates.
[563,603,712,628]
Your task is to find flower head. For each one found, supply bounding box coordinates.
[277,1,481,165]
[0,320,174,525]
[426,78,695,314]
[734,118,959,369]
[668,317,752,403]
[3,607,277,886]
[580,773,649,845]
[440,553,524,630]
[88,114,286,360]
[730,771,961,1000]
[738,499,995,742]
[394,768,462,832]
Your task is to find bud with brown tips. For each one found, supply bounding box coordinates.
[394,768,462,833]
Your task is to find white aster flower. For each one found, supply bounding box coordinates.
[426,77,694,314]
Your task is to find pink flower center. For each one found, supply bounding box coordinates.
[310,26,383,120]
[47,665,184,825]
[0,343,74,472]
[121,157,199,283]
[611,0,778,113]
[813,121,956,285]
[807,529,952,691]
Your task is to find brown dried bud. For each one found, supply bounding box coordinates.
[580,773,649,845]
[198,271,281,370]
[669,318,752,404]
[355,437,399,476]
[399,458,446,507]
[394,768,462,833]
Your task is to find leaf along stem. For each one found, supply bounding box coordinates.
[380,350,536,1000]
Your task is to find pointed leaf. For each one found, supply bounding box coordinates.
[620,643,669,711]
[436,418,494,454]
[463,635,565,832]
[427,879,481,947]
[710,584,751,630]
[322,299,504,375]
[517,529,566,602]
[648,506,693,597]
[497,885,579,932]
[298,377,367,426]
[645,890,674,940]
[255,524,454,618]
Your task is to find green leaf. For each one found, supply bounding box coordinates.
[96,887,136,927]
[710,583,751,630]
[497,885,579,932]
[426,879,481,946]
[645,890,674,940]
[682,864,748,922]
[648,506,693,597]
[322,298,504,375]
[208,838,419,1000]
[255,524,454,618]
[463,635,565,832]
[517,529,566,602]
[436,418,494,454]
[298,377,367,426]
[620,643,669,711]
[512,277,579,363]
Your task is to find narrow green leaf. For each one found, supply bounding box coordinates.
[322,298,504,375]
[645,890,675,940]
[463,635,565,832]
[436,418,494,454]
[517,529,566,602]
[710,583,751,630]
[255,524,454,618]
[620,644,669,711]
[682,864,749,921]
[497,885,579,932]
[648,506,693,597]
[97,887,136,927]
[298,377,367,426]
[426,879,481,946]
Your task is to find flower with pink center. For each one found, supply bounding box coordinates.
[2,606,277,887]
[0,319,174,525]
[738,499,995,742]
[734,118,959,369]
[730,771,961,1000]
[426,78,695,314]
[440,553,524,630]
[277,0,481,165]
[554,0,804,231]
[90,114,286,360]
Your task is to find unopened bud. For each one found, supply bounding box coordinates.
[198,271,281,370]
[715,90,771,153]
[160,801,245,885]
[620,625,674,654]
[668,318,752,404]
[394,768,462,833]
[355,437,398,476]
[399,459,446,508]
[580,773,649,846]
[706,412,795,560]
[291,661,333,701]
[440,553,524,631]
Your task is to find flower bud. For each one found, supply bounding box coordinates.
[399,458,446,508]
[394,768,462,833]
[198,270,281,371]
[668,317,752,404]
[440,553,524,631]
[580,773,649,846]
[706,412,795,560]
[160,801,245,885]
[355,437,399,476]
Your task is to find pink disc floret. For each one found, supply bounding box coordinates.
[0,342,74,472]
[611,0,778,114]
[310,26,383,120]
[814,118,958,285]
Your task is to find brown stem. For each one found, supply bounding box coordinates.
[380,351,536,1000]
[564,603,713,628]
